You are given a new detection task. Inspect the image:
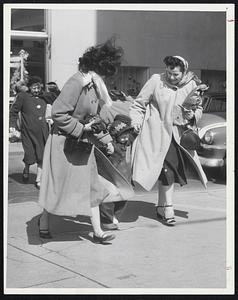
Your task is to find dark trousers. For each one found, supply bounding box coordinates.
[100,201,127,224]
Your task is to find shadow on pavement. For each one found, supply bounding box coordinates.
[120,200,188,222]
[26,214,95,245]
[9,172,37,184]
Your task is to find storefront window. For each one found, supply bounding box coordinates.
[105,66,149,97]
[10,39,46,97]
[10,9,47,101]
[11,9,45,32]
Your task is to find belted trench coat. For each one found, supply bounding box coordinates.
[129,73,207,191]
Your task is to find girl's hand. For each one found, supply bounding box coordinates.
[106,142,114,155]
[132,123,141,133]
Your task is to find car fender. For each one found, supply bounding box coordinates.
[198,122,226,138]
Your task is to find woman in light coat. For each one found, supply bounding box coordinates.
[38,40,134,243]
[129,55,208,226]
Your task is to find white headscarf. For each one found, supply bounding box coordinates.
[173,55,189,73]
[164,55,201,89]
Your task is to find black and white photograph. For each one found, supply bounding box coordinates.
[3,3,234,294]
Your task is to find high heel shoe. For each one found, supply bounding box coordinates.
[37,218,52,239]
[156,205,176,226]
[93,232,115,244]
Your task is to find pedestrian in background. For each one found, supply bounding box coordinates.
[130,55,208,226]
[43,81,61,105]
[38,39,134,244]
[9,76,49,189]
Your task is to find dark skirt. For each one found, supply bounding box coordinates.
[158,136,187,186]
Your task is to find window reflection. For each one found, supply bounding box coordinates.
[11,39,46,85]
[11,9,45,32]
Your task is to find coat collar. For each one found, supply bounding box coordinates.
[161,71,201,90]
[79,71,112,107]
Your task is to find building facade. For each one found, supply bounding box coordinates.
[10,9,226,97]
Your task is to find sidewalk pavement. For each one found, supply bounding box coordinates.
[6,142,228,292]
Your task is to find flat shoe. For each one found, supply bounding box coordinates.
[93,232,115,244]
[102,223,119,231]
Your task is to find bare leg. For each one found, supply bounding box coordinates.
[90,206,104,237]
[157,182,175,221]
[36,164,42,183]
[90,205,116,242]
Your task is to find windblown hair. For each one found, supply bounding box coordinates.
[163,56,185,73]
[78,39,124,77]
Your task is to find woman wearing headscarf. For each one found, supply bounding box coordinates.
[38,39,134,244]
[129,56,208,226]
[9,76,49,189]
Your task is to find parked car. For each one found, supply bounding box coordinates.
[197,92,226,178]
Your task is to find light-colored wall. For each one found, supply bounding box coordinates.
[49,10,97,89]
[96,11,226,71]
[49,10,225,88]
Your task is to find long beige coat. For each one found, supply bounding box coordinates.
[129,73,207,191]
[38,72,134,217]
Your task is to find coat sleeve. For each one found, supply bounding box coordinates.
[9,93,23,128]
[51,76,84,138]
[185,80,204,125]
[191,82,203,124]
[129,74,157,127]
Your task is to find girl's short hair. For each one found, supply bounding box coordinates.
[163,56,185,73]
[78,39,124,77]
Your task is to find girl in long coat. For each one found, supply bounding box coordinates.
[129,55,208,226]
[9,76,49,188]
[38,40,134,244]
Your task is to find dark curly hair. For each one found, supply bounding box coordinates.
[163,56,185,73]
[78,39,124,77]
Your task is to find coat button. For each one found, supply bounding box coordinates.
[38,116,42,120]
[36,105,41,109]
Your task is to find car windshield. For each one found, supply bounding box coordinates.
[202,96,226,113]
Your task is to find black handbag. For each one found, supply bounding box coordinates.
[64,137,92,154]
[180,127,201,151]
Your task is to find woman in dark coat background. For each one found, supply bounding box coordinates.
[9,76,49,189]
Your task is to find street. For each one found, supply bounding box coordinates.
[6,142,227,291]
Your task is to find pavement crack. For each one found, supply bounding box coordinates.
[8,243,110,288]
[22,275,77,288]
